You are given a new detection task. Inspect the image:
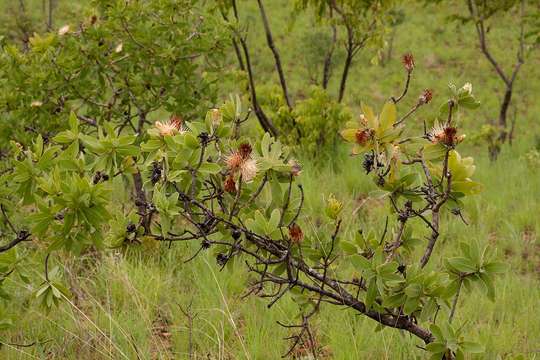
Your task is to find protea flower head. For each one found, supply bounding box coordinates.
[154,115,184,136]
[225,151,244,171]
[355,129,372,145]
[240,158,258,182]
[225,142,258,182]
[210,108,222,127]
[428,122,464,146]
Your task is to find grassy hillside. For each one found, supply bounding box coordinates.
[0,1,539,359]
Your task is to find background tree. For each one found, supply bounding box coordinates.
[218,0,397,154]
[458,0,539,160]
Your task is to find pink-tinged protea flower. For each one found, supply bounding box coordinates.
[419,89,433,105]
[154,115,184,136]
[428,122,463,146]
[288,159,302,177]
[288,223,303,244]
[402,53,414,72]
[225,151,244,171]
[225,142,258,182]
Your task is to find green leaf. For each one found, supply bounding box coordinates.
[483,261,506,274]
[378,101,397,132]
[426,342,447,354]
[198,162,221,174]
[340,240,358,255]
[365,278,378,309]
[350,254,372,271]
[446,257,476,273]
[361,103,378,129]
[460,341,484,353]
[184,133,199,149]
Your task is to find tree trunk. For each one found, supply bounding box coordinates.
[322,23,337,89]
[257,0,292,109]
[498,85,513,143]
[338,46,353,103]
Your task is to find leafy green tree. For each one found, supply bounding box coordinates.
[218,0,397,152]
[0,45,503,359]
[456,0,539,160]
[0,0,226,147]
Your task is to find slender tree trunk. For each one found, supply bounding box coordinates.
[231,39,245,71]
[322,23,337,89]
[498,85,513,143]
[239,32,278,137]
[338,44,354,103]
[256,0,292,109]
[47,0,54,30]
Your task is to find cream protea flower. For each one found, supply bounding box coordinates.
[427,122,463,146]
[115,43,123,53]
[58,25,70,36]
[224,142,258,182]
[240,158,258,182]
[427,122,446,143]
[31,100,43,107]
[462,82,473,95]
[154,115,184,136]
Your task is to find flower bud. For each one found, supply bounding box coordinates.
[418,89,433,105]
[210,108,222,127]
[288,223,304,243]
[325,194,343,220]
[402,53,414,72]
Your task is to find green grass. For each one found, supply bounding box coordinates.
[1,0,539,359]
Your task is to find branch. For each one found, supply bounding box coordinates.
[256,0,292,110]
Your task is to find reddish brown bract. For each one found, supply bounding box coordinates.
[288,223,303,243]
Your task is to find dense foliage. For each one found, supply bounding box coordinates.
[0,0,226,146]
[1,0,535,359]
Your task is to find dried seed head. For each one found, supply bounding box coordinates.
[216,253,229,266]
[288,223,304,244]
[402,53,414,72]
[224,175,237,194]
[362,152,375,174]
[126,223,136,233]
